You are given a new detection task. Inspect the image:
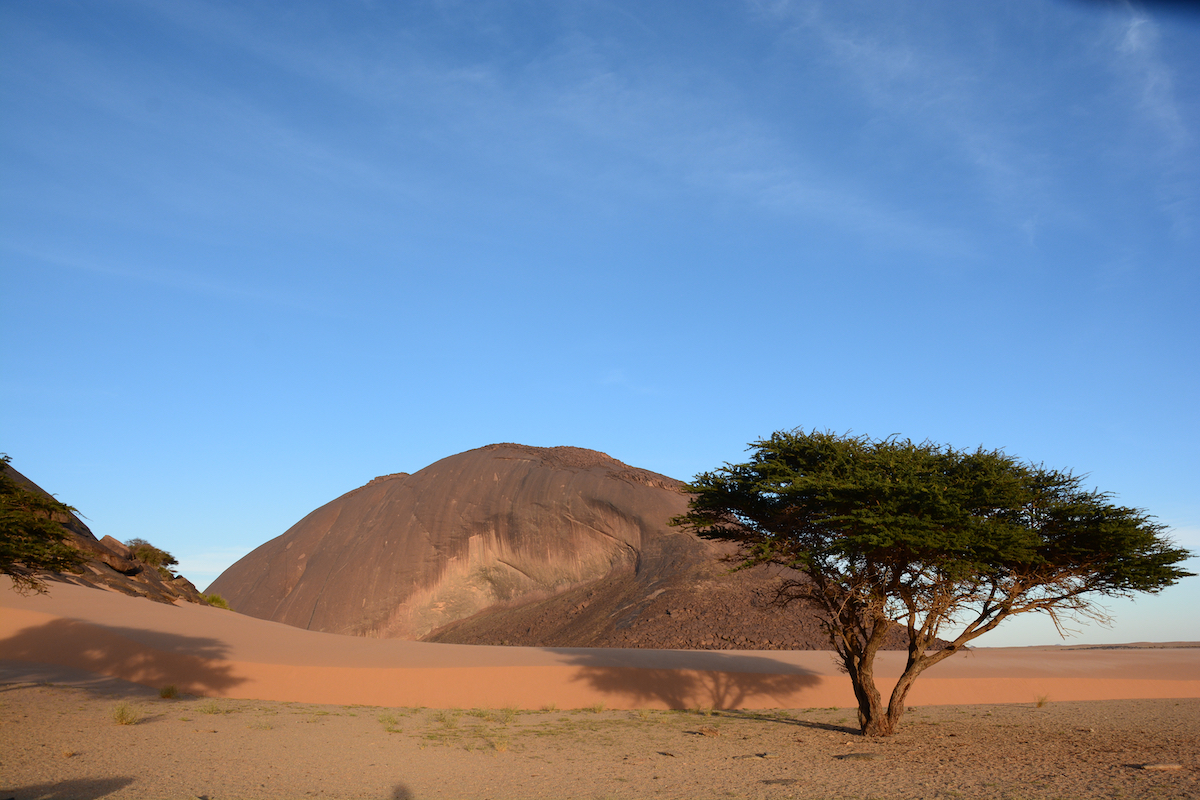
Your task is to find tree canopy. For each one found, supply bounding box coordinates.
[125,537,179,576]
[673,429,1194,736]
[0,454,87,594]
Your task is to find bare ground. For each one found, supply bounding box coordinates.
[2,679,1196,800]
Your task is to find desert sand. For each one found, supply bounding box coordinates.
[2,582,1198,799]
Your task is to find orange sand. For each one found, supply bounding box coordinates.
[3,582,1197,709]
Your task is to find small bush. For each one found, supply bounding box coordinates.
[1035,694,1050,708]
[201,593,230,610]
[112,702,142,725]
[159,685,178,699]
[125,538,178,575]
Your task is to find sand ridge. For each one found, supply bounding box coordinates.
[2,582,1198,711]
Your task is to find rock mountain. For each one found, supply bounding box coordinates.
[211,443,884,650]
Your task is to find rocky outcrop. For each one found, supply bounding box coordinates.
[210,444,698,638]
[3,464,207,605]
[210,443,915,650]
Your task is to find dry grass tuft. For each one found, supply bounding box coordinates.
[111,701,142,725]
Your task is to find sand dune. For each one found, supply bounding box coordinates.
[3,582,1197,711]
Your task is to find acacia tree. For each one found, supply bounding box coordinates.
[125,537,179,578]
[673,430,1194,737]
[0,454,86,593]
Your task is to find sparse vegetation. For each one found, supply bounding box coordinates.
[159,685,179,699]
[125,538,178,578]
[433,709,461,728]
[201,592,230,609]
[197,699,235,715]
[1036,694,1050,708]
[0,454,87,593]
[111,701,142,725]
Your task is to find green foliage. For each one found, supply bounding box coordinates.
[125,537,178,574]
[111,701,142,725]
[674,429,1194,736]
[0,454,87,593]
[202,592,230,610]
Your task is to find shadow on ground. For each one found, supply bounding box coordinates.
[557,649,822,709]
[0,618,245,697]
[3,776,135,800]
[720,707,862,734]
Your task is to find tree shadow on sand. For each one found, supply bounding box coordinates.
[3,776,135,800]
[719,708,861,735]
[555,650,822,710]
[0,618,245,697]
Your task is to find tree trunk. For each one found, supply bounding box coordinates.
[882,669,920,734]
[852,668,907,736]
[840,617,896,737]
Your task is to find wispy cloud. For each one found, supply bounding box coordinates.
[1115,11,1189,151]
[115,0,975,257]
[3,241,319,312]
[764,5,1060,234]
[1109,7,1195,236]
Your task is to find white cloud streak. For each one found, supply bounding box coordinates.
[1116,10,1189,152]
[113,0,975,256]
[1109,6,1196,236]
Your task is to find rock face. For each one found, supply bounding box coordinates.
[209,444,700,639]
[211,443,916,650]
[3,463,207,605]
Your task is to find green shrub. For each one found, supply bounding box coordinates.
[112,701,142,725]
[201,593,230,610]
[125,538,178,578]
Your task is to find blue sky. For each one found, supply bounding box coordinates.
[3,0,1197,646]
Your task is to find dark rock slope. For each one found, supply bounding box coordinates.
[4,464,206,604]
[211,443,912,650]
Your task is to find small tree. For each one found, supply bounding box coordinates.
[125,537,179,578]
[673,430,1194,737]
[0,454,87,593]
